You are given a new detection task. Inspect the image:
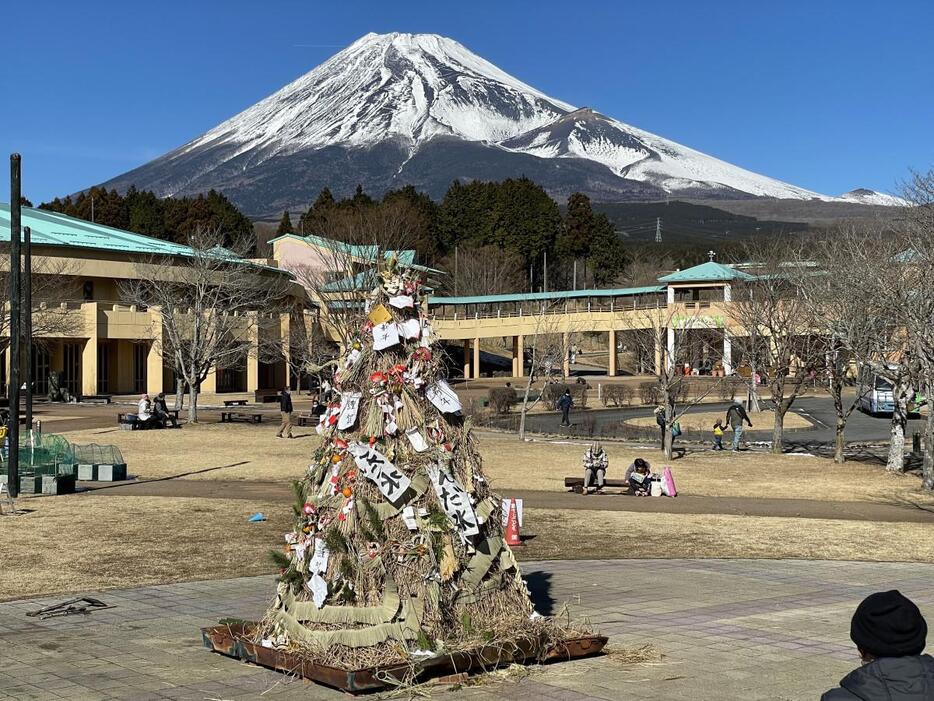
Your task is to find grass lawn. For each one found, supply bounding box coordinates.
[4,494,934,601]
[60,423,934,506]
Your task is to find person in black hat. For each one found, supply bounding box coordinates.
[822,590,934,700]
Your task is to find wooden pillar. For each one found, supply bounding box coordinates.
[562,332,571,378]
[608,329,617,377]
[472,337,480,379]
[463,340,471,380]
[516,335,525,378]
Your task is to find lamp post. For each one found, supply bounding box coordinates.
[24,226,33,433]
[7,155,22,497]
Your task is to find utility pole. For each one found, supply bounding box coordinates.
[90,194,95,223]
[24,226,33,434]
[655,217,662,244]
[8,154,22,497]
[454,246,458,296]
[543,251,548,293]
[573,260,577,291]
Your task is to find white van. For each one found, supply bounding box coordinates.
[857,366,895,415]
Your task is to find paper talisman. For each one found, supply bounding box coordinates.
[389,295,414,309]
[348,443,412,507]
[367,304,392,325]
[372,321,400,351]
[336,392,362,430]
[426,380,462,414]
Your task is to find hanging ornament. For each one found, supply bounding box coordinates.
[389,295,414,309]
[337,392,362,431]
[367,304,392,326]
[373,321,400,351]
[426,380,462,414]
[302,503,316,516]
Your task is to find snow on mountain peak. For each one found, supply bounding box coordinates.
[184,32,573,161]
[837,188,908,206]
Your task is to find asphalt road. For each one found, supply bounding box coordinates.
[513,395,928,448]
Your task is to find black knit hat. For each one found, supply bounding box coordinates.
[850,590,927,657]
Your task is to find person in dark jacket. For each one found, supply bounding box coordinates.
[276,386,294,439]
[557,390,573,427]
[725,400,753,451]
[822,589,934,700]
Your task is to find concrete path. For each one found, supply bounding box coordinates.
[1,559,932,700]
[80,478,934,523]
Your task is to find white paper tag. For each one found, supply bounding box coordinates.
[348,443,412,507]
[389,295,414,309]
[373,321,400,351]
[405,427,429,452]
[337,392,361,431]
[308,573,328,609]
[402,505,418,531]
[426,380,462,414]
[398,318,421,339]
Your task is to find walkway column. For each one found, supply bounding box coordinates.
[666,327,675,371]
[722,332,733,375]
[463,340,471,379]
[247,311,260,392]
[562,332,571,377]
[608,329,617,377]
[472,337,480,379]
[80,302,99,396]
[516,335,525,378]
[147,309,165,395]
[653,332,663,374]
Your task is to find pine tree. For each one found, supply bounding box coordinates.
[277,210,294,235]
[255,258,566,669]
[558,193,596,261]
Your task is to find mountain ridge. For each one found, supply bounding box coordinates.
[97,32,896,216]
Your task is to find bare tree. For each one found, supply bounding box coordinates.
[286,203,421,348]
[731,241,824,454]
[258,308,338,394]
[121,227,291,422]
[630,305,727,458]
[437,244,525,296]
[0,253,84,358]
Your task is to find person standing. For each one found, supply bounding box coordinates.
[582,442,608,494]
[557,389,573,427]
[654,405,667,449]
[725,400,753,451]
[712,419,725,451]
[277,385,294,439]
[821,590,933,700]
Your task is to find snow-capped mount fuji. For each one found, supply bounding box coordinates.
[837,188,908,207]
[99,32,840,216]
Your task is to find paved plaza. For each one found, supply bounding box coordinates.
[1,559,932,700]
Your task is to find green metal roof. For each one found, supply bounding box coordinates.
[268,232,417,266]
[1,204,196,256]
[0,204,292,277]
[657,261,753,283]
[427,285,665,306]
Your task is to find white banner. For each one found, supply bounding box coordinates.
[428,463,479,537]
[349,443,412,507]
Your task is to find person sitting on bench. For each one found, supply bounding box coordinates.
[153,392,178,428]
[582,442,609,494]
[137,394,158,430]
[625,458,652,496]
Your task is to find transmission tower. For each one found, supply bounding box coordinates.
[655,217,662,243]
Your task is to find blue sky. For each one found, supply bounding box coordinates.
[2,0,931,204]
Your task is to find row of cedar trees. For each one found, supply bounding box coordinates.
[278,179,629,294]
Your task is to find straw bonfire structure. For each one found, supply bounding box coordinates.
[256,258,562,671]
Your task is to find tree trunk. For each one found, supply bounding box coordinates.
[771,405,785,454]
[834,417,846,464]
[518,372,535,441]
[886,380,910,472]
[923,403,934,490]
[188,385,199,423]
[174,377,184,411]
[831,377,846,464]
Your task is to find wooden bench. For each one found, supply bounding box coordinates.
[118,410,179,429]
[564,477,630,494]
[295,410,323,427]
[220,411,264,424]
[254,389,279,404]
[223,399,248,407]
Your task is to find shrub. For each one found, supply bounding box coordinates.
[638,382,660,405]
[488,387,518,414]
[603,385,634,407]
[543,383,588,409]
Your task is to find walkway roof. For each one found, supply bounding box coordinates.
[267,232,417,266]
[427,285,665,306]
[657,261,753,283]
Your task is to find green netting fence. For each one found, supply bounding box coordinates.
[71,443,125,466]
[1,432,75,473]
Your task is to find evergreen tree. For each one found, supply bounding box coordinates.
[299,187,337,235]
[277,210,294,235]
[557,193,596,261]
[588,212,628,286]
[382,185,441,260]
